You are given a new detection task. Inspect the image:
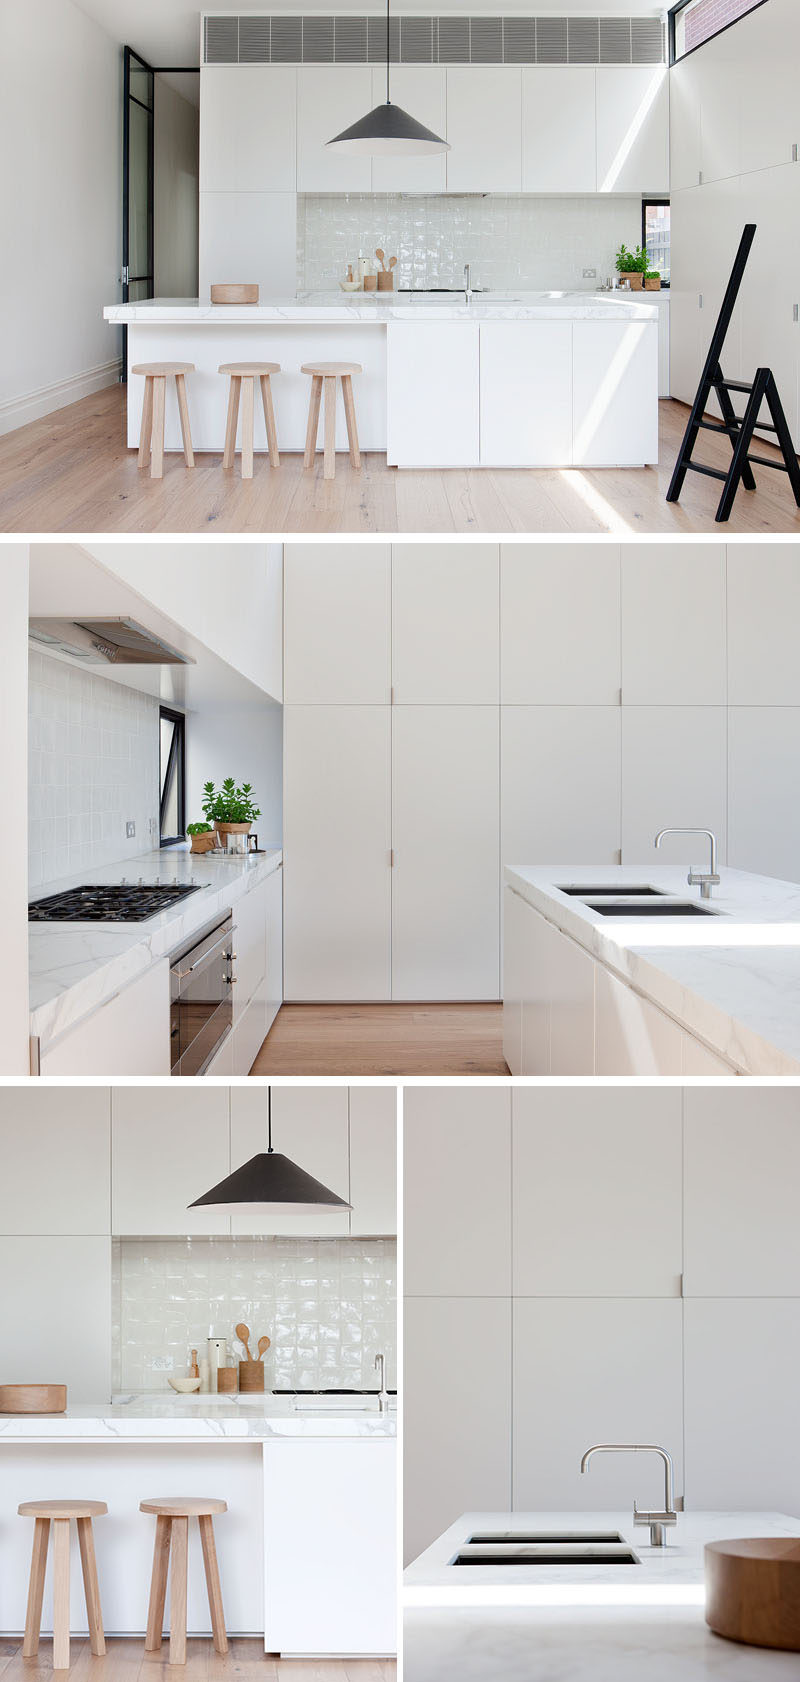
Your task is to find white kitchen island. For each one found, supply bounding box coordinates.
[0,1398,396,1657]
[104,292,658,469]
[404,1510,800,1680]
[504,864,800,1076]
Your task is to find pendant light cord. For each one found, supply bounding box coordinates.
[268,1086,273,1153]
[386,0,391,104]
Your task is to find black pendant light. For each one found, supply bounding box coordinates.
[327,0,449,156]
[188,1088,352,1216]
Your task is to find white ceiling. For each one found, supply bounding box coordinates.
[74,1,665,67]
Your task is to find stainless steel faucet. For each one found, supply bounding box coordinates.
[580,1444,678,1546]
[654,827,721,899]
[464,262,472,304]
[374,1351,389,1414]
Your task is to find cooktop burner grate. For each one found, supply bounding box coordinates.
[28,883,203,923]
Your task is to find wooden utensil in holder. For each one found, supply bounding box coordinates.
[0,1384,67,1414]
[238,1361,265,1393]
[211,283,259,305]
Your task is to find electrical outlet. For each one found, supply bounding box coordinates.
[148,817,157,836]
[126,820,136,838]
[582,268,596,280]
[151,1355,174,1373]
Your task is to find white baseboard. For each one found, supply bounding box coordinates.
[0,359,122,437]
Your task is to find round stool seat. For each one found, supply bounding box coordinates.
[219,362,280,376]
[131,362,194,377]
[140,1496,227,1518]
[301,361,362,377]
[19,1500,107,1520]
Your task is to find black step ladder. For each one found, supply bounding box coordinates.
[667,223,800,523]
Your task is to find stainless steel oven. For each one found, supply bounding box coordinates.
[170,913,236,1076]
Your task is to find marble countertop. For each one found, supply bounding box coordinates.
[0,1395,396,1441]
[105,290,658,325]
[29,844,282,1051]
[505,864,800,1074]
[404,1511,800,1680]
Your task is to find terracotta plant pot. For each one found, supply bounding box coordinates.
[644,276,662,291]
[620,271,644,290]
[190,831,217,854]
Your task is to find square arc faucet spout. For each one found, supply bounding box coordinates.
[580,1444,678,1546]
[654,828,721,900]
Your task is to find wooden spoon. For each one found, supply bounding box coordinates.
[235,1322,253,1361]
[388,256,397,270]
[256,1335,271,1361]
[375,247,386,270]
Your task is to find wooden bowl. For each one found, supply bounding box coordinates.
[0,1384,67,1414]
[706,1538,800,1651]
[211,283,259,305]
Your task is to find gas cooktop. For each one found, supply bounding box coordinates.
[28,882,203,923]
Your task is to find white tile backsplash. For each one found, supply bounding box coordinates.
[28,651,160,889]
[113,1235,397,1393]
[298,193,643,292]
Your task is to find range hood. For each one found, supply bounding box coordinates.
[28,616,194,666]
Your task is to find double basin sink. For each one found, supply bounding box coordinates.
[451,1530,639,1567]
[558,884,717,919]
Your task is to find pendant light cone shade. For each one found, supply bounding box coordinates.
[327,102,450,156]
[188,1088,352,1216]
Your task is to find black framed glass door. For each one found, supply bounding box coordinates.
[122,47,155,316]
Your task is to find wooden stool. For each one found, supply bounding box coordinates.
[219,362,281,479]
[301,362,362,480]
[141,1497,228,1666]
[132,362,195,480]
[19,1499,107,1671]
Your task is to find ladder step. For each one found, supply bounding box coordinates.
[686,462,728,482]
[718,379,755,393]
[747,453,793,472]
[698,418,779,435]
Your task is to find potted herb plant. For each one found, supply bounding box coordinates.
[201,778,261,850]
[615,243,648,291]
[644,270,662,291]
[186,821,216,855]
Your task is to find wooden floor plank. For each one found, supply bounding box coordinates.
[2,385,799,533]
[250,1002,507,1076]
[0,1640,394,1682]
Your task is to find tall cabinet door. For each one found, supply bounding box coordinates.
[392,707,500,999]
[283,706,392,1000]
[283,544,391,705]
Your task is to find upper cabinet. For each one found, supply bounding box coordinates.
[349,1087,397,1236]
[112,1087,230,1236]
[297,67,373,191]
[596,66,669,194]
[522,68,596,193]
[446,68,522,192]
[283,544,391,704]
[200,67,297,193]
[391,544,499,704]
[0,1087,110,1236]
[230,1086,351,1237]
[371,67,447,194]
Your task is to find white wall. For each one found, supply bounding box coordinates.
[404,1083,800,1563]
[0,549,31,1074]
[0,0,122,434]
[154,78,199,297]
[186,696,283,848]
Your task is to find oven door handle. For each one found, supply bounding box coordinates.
[172,923,237,982]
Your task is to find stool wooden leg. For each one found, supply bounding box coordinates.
[138,377,154,472]
[77,1517,106,1658]
[52,1518,71,1671]
[145,1514,171,1652]
[169,1516,188,1665]
[323,375,337,480]
[341,374,361,471]
[304,376,322,468]
[23,1517,50,1658]
[260,375,281,468]
[222,377,240,471]
[175,374,195,469]
[241,375,254,480]
[198,1516,228,1656]
[150,377,166,480]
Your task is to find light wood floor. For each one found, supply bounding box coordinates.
[2,384,799,533]
[250,1003,508,1076]
[0,1637,394,1681]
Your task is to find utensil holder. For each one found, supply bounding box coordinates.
[377,271,394,292]
[216,1366,237,1394]
[238,1361,265,1393]
[363,274,377,292]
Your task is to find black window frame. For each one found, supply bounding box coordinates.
[668,0,770,66]
[159,705,186,847]
[642,198,671,289]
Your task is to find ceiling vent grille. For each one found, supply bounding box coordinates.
[202,15,664,66]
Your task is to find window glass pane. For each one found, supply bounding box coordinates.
[674,0,762,60]
[159,713,183,842]
[160,717,175,799]
[128,97,152,280]
[644,202,670,285]
[162,768,179,840]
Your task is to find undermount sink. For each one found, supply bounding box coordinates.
[589,901,717,918]
[452,1540,639,1566]
[558,885,665,898]
[468,1531,625,1544]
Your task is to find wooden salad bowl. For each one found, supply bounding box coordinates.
[0,1384,67,1414]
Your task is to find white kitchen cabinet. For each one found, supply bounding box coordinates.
[503,888,548,1076]
[391,544,499,705]
[480,322,572,466]
[446,67,522,193]
[727,545,800,706]
[512,1087,682,1298]
[620,705,727,866]
[283,544,391,705]
[522,67,596,192]
[38,962,170,1077]
[503,892,594,1077]
[684,1299,800,1514]
[0,1238,111,1403]
[572,320,659,466]
[699,56,742,186]
[500,544,621,705]
[386,323,479,467]
[669,55,703,193]
[728,707,800,881]
[0,1087,110,1235]
[657,294,670,397]
[198,191,297,300]
[595,66,669,194]
[680,1034,736,1075]
[501,705,621,866]
[404,1086,511,1297]
[594,966,683,1076]
[370,67,447,193]
[404,1297,512,1564]
[738,163,800,447]
[349,1087,397,1237]
[501,884,524,1075]
[112,1087,230,1235]
[199,67,296,192]
[684,1086,800,1296]
[738,0,800,176]
[668,187,706,405]
[264,864,283,1033]
[230,1085,350,1237]
[513,1298,683,1509]
[620,544,726,705]
[234,878,268,1024]
[283,706,391,1000]
[392,707,500,1000]
[297,67,373,191]
[263,1439,396,1655]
